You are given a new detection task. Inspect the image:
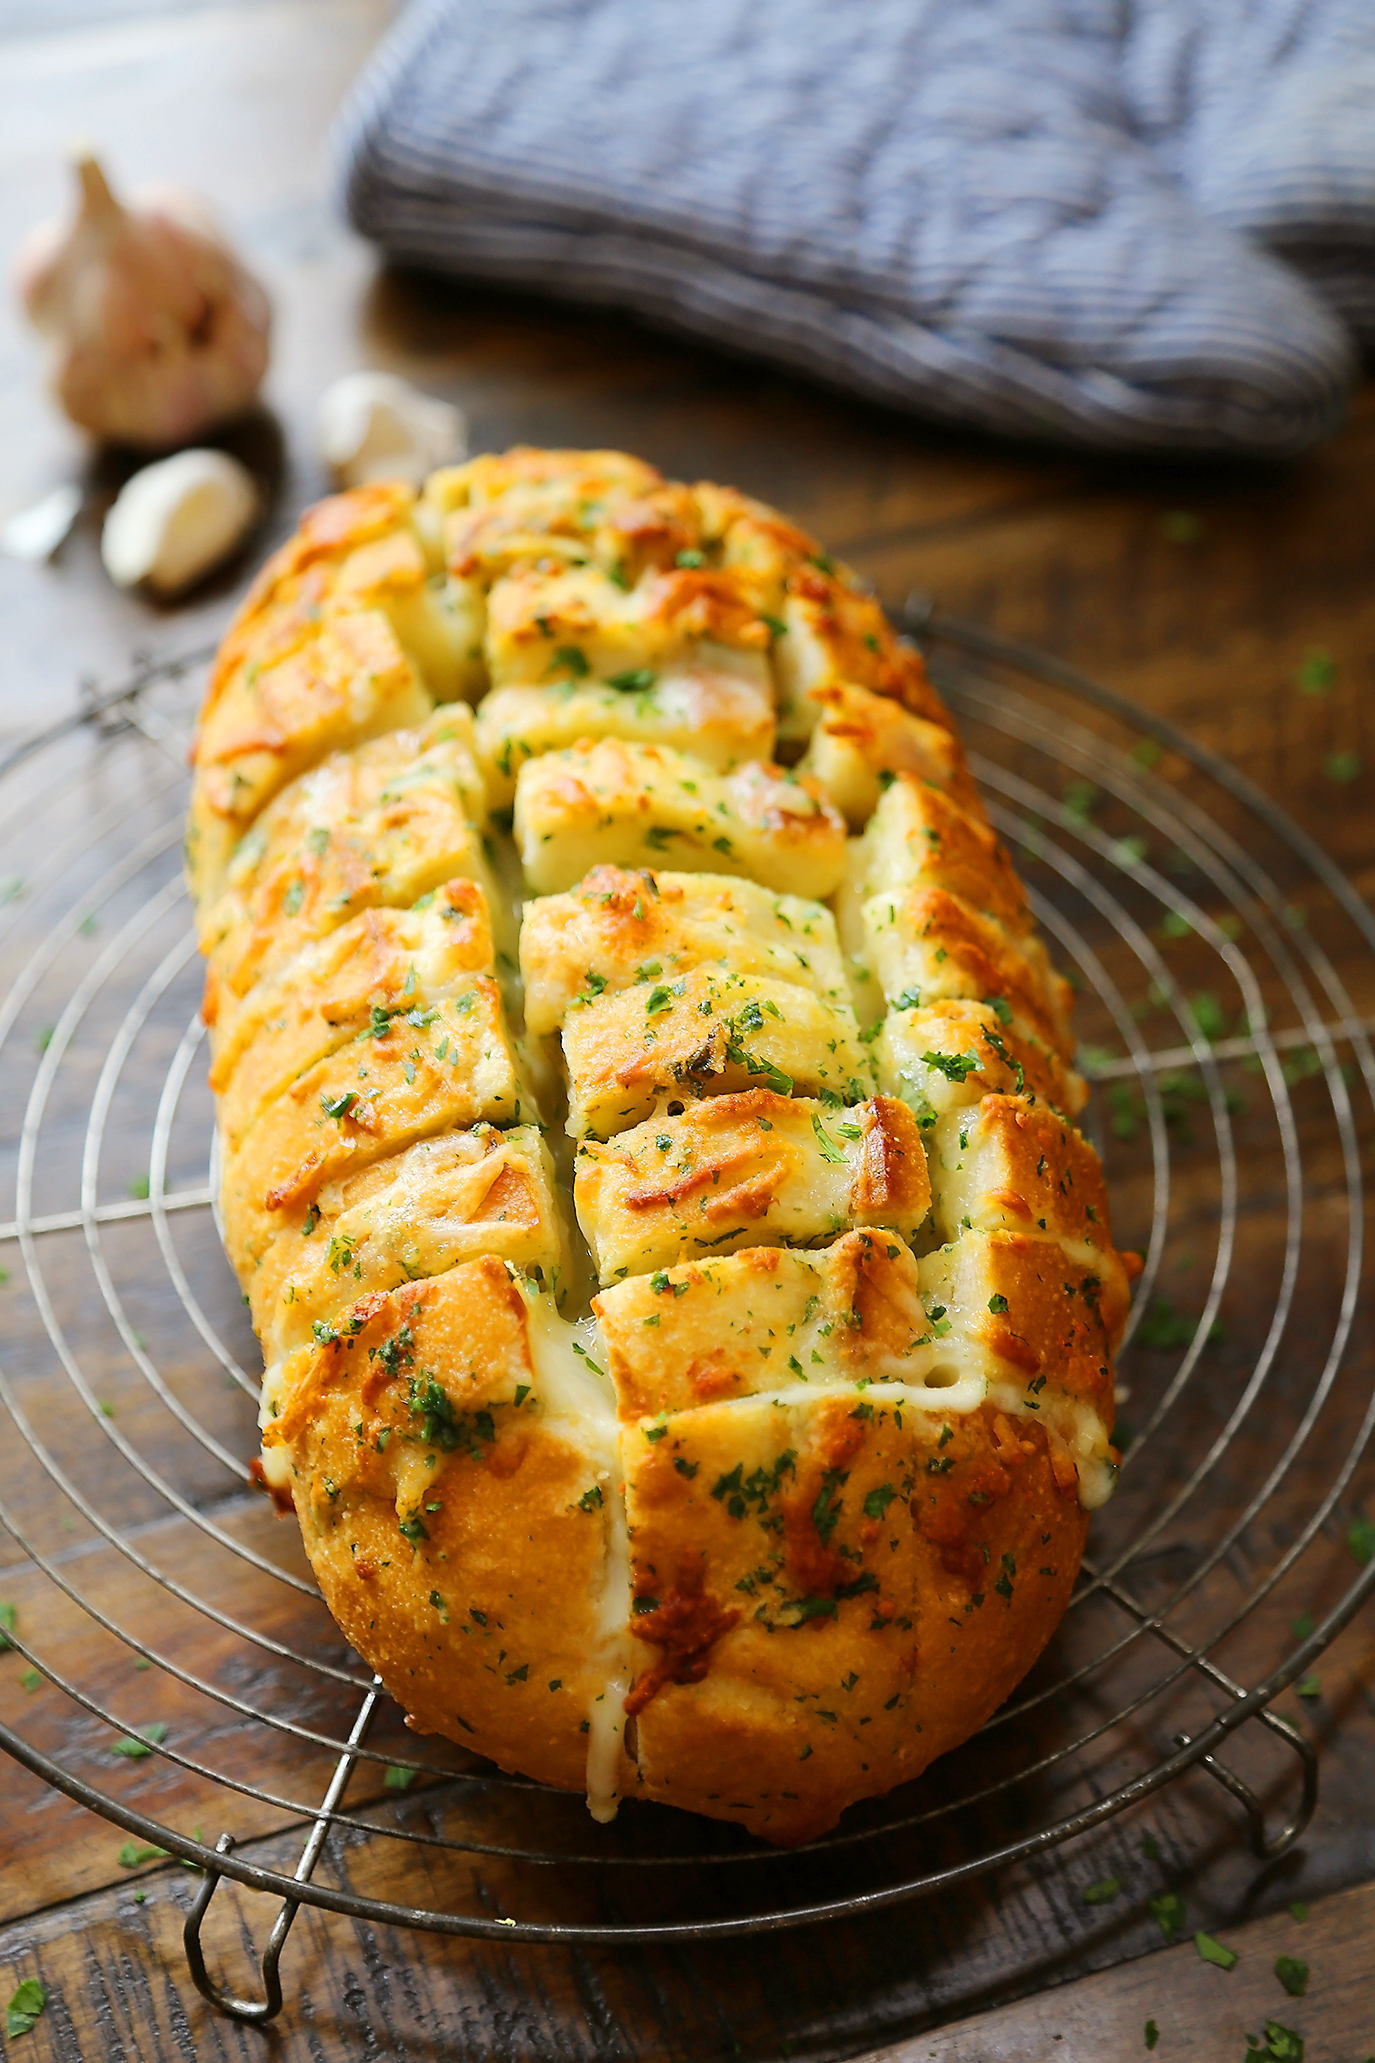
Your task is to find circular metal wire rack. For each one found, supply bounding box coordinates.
[1,611,1374,2026]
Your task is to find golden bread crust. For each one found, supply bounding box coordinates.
[193,446,1130,1848]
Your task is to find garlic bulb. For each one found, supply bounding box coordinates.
[101,449,258,597]
[14,153,271,448]
[317,372,465,489]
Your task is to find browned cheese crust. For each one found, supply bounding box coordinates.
[192,447,1133,1847]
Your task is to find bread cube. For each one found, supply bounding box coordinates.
[874,999,1087,1128]
[199,707,492,1003]
[850,773,1027,928]
[221,975,527,1276]
[927,1094,1115,1252]
[189,607,434,907]
[773,564,949,742]
[262,1261,618,1794]
[859,887,1075,1060]
[799,684,983,830]
[595,1228,949,1420]
[560,968,872,1140]
[253,1125,563,1360]
[519,866,849,1037]
[574,1090,931,1281]
[210,885,496,1155]
[474,665,774,808]
[514,739,847,898]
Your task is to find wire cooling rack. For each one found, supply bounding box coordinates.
[1,611,1374,2026]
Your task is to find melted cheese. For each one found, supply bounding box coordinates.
[512,1280,634,1819]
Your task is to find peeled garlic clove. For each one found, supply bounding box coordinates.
[317,372,466,489]
[14,153,270,448]
[101,449,258,597]
[0,484,82,564]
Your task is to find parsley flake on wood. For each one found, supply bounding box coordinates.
[117,1841,168,1868]
[6,1979,46,2039]
[1244,2020,1305,2061]
[1273,1956,1308,1997]
[1194,1931,1237,1970]
[112,1721,168,1759]
[1080,1876,1122,1905]
[1149,1890,1186,1942]
[1144,2021,1159,2051]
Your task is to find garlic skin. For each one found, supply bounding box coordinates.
[101,449,258,597]
[317,372,465,489]
[14,154,271,448]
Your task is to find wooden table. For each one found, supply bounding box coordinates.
[1,4,1374,2057]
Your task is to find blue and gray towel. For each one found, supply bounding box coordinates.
[334,1,1375,455]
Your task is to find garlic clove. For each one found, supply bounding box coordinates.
[316,372,466,489]
[0,484,82,564]
[14,153,271,449]
[101,448,258,597]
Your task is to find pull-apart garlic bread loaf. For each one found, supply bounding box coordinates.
[189,450,1134,1845]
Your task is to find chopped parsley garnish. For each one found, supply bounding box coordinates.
[549,645,589,678]
[1149,1890,1186,1942]
[811,1114,847,1163]
[988,1294,1008,1313]
[711,1450,797,1522]
[406,1373,495,1456]
[320,1090,357,1124]
[1273,1956,1308,1998]
[577,1484,604,1511]
[6,1980,46,2039]
[1193,1931,1237,1971]
[112,1721,168,1759]
[983,995,1013,1025]
[811,1468,848,1546]
[1244,2021,1304,2061]
[863,1484,896,1520]
[607,668,657,693]
[1080,1876,1121,1905]
[922,1048,981,1083]
[117,1841,168,1868]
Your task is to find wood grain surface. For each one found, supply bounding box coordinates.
[2,5,1375,2060]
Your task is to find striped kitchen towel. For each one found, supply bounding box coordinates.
[333,0,1375,456]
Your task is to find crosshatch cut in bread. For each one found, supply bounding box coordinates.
[189,449,1137,1846]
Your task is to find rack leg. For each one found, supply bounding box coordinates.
[1091,1561,1321,1859]
[1174,1710,1319,1861]
[182,1682,380,2023]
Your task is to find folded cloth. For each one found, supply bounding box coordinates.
[334,0,1374,456]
